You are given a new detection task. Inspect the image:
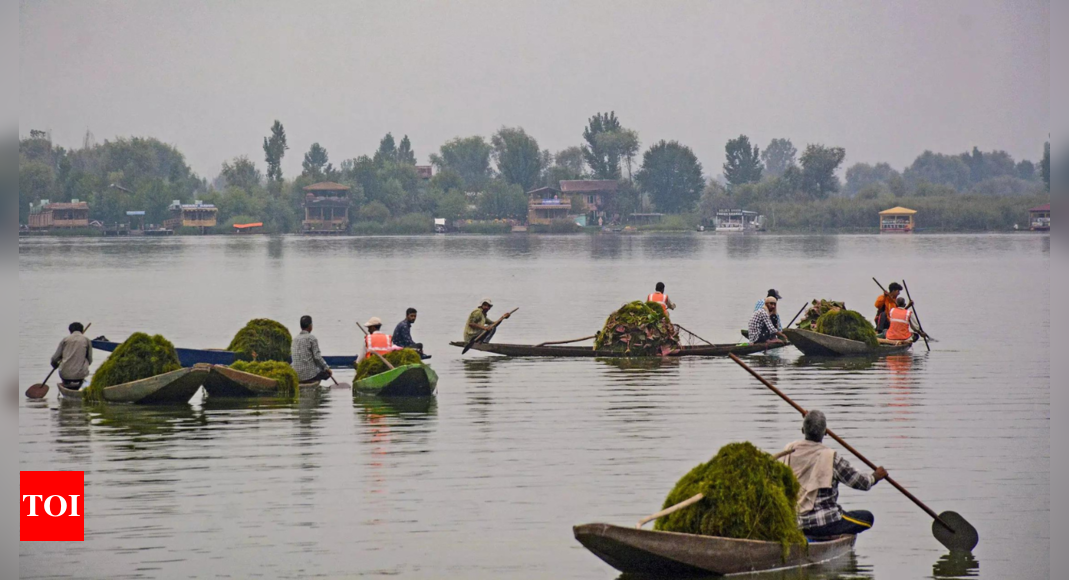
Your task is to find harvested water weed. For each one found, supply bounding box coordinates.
[593,301,681,356]
[815,309,879,348]
[88,333,181,402]
[355,348,423,380]
[228,319,292,362]
[230,360,299,396]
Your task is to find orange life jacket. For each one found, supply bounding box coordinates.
[647,292,669,314]
[365,333,395,358]
[886,307,913,341]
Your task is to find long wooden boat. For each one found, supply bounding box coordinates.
[574,523,855,576]
[448,341,787,358]
[784,329,912,357]
[92,338,356,369]
[354,364,438,397]
[202,364,281,398]
[58,365,209,404]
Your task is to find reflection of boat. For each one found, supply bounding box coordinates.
[58,366,208,404]
[573,523,854,576]
[354,364,438,397]
[449,341,786,358]
[202,364,281,398]
[92,338,356,369]
[784,329,912,357]
[354,395,437,417]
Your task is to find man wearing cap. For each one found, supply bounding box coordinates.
[754,289,784,331]
[363,317,400,359]
[464,298,509,343]
[748,296,788,344]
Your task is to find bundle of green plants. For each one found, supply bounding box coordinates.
[797,299,846,330]
[227,319,292,362]
[354,348,423,380]
[654,442,806,552]
[87,333,181,402]
[814,308,879,348]
[593,301,681,356]
[230,360,299,396]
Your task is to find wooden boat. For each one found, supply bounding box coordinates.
[202,364,281,398]
[448,341,787,358]
[58,365,209,404]
[354,364,438,397]
[92,338,356,369]
[784,328,913,357]
[573,523,855,577]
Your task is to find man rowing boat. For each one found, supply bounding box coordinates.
[748,297,787,344]
[881,296,922,343]
[647,282,676,316]
[874,282,902,334]
[363,317,401,359]
[780,410,887,538]
[291,315,332,384]
[464,298,508,344]
[51,322,92,389]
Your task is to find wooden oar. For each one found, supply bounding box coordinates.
[675,324,714,346]
[537,335,596,347]
[728,353,978,552]
[26,323,92,399]
[637,449,795,529]
[462,308,518,355]
[785,302,809,330]
[902,280,931,352]
[355,323,395,371]
[873,278,936,344]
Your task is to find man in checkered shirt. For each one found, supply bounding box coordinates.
[780,410,888,537]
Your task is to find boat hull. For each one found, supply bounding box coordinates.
[202,365,281,398]
[92,339,356,369]
[354,364,438,397]
[449,341,786,358]
[58,366,209,404]
[573,523,855,576]
[784,329,912,357]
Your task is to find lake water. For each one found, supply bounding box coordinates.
[19,233,1049,579]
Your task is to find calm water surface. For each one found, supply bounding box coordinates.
[19,234,1049,579]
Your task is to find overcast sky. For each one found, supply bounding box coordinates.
[20,0,1049,181]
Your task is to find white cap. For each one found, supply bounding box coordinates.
[481,298,493,307]
[365,317,382,327]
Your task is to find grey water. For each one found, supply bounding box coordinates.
[19,233,1048,579]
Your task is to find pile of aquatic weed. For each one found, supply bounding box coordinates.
[815,309,879,348]
[655,442,806,552]
[88,333,181,402]
[593,301,681,356]
[227,319,292,362]
[355,348,423,380]
[230,360,299,396]
[797,299,846,330]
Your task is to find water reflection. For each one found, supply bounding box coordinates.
[645,234,702,259]
[932,552,980,578]
[725,234,763,259]
[616,551,872,580]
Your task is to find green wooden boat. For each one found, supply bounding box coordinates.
[353,364,437,397]
[58,365,209,405]
[202,364,281,398]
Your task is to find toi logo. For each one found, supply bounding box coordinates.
[20,471,84,541]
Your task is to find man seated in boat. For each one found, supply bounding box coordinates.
[392,308,430,360]
[780,410,888,538]
[291,315,333,384]
[464,298,508,344]
[874,282,902,334]
[50,322,92,389]
[748,297,787,344]
[363,317,402,359]
[647,282,676,316]
[880,297,922,344]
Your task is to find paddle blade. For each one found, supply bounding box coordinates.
[25,384,49,399]
[932,511,979,552]
[332,382,352,389]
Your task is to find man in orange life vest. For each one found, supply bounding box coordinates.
[647,282,676,316]
[363,317,401,359]
[874,282,902,334]
[882,296,921,343]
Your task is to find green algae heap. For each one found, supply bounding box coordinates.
[227,319,292,362]
[815,308,879,348]
[88,333,181,402]
[655,442,806,550]
[797,299,846,330]
[593,301,682,356]
[354,348,423,380]
[230,360,299,396]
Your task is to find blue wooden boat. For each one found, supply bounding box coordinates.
[91,338,356,369]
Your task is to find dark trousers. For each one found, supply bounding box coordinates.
[875,311,890,333]
[803,510,874,538]
[60,378,85,389]
[300,370,332,384]
[477,328,496,343]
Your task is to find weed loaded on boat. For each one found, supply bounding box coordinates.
[87,333,181,402]
[594,301,682,356]
[227,318,292,362]
[228,361,299,396]
[353,348,436,397]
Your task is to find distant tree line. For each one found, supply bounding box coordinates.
[19,117,1051,233]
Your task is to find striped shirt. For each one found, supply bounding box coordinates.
[797,453,876,530]
[290,331,329,382]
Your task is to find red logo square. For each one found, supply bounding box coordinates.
[20,471,84,541]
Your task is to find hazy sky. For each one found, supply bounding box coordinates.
[20,0,1049,181]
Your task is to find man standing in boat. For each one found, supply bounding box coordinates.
[291,315,332,384]
[647,282,676,316]
[363,317,401,359]
[874,282,903,334]
[780,410,888,537]
[392,308,431,359]
[50,322,92,389]
[748,297,788,344]
[465,298,508,344]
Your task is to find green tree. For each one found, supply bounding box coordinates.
[219,156,263,191]
[359,200,391,223]
[1015,160,1036,181]
[582,111,623,179]
[374,133,397,165]
[491,126,545,192]
[476,180,527,220]
[844,162,900,197]
[302,143,333,180]
[397,135,416,165]
[723,135,763,187]
[1041,142,1050,191]
[263,120,288,183]
[435,189,469,221]
[543,146,587,189]
[799,144,846,200]
[761,138,797,178]
[904,151,971,191]
[430,168,464,193]
[635,140,705,213]
[430,136,492,191]
[19,161,57,223]
[597,128,640,182]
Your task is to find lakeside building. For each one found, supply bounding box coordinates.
[166,200,218,231]
[1029,204,1050,231]
[560,180,617,226]
[28,200,90,230]
[879,206,916,233]
[527,186,571,225]
[713,209,762,233]
[416,165,433,180]
[302,182,350,234]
